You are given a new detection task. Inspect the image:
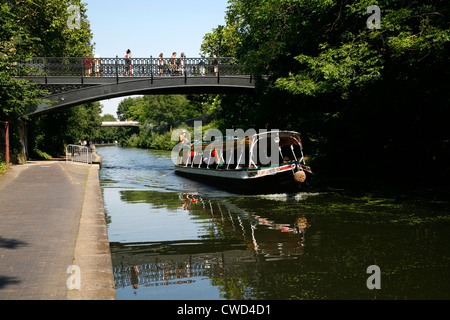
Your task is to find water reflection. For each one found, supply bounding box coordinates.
[178,193,311,257]
[111,192,311,294]
[99,146,450,300]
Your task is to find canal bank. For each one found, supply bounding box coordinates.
[0,160,116,300]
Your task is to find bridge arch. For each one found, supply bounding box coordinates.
[23,75,259,116]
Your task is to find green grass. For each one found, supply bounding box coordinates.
[32,149,53,160]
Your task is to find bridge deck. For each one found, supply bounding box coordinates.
[20,74,256,85]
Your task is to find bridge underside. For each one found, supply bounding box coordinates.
[22,75,261,116]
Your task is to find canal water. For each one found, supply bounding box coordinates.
[97,145,450,300]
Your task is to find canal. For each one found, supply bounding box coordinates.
[97,145,450,300]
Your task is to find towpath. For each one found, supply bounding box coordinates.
[0,160,115,300]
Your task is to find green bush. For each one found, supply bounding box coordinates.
[0,162,9,175]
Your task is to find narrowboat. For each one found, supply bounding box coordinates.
[174,130,312,194]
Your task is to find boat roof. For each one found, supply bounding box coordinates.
[251,131,302,146]
[191,130,302,150]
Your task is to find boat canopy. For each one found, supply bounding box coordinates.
[191,130,302,150]
[179,130,305,169]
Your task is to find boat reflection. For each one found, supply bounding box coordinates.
[112,192,311,291]
[179,193,311,256]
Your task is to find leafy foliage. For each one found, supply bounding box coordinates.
[28,102,102,158]
[0,2,49,160]
[116,94,219,149]
[10,0,94,57]
[1,0,97,160]
[0,3,46,119]
[201,0,450,184]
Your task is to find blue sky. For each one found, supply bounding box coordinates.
[84,0,229,116]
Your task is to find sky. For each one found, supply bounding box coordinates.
[84,0,229,116]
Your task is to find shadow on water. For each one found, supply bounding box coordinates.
[97,145,450,300]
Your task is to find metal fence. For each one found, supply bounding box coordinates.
[66,144,92,164]
[18,57,243,78]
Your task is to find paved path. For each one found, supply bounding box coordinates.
[0,160,115,300]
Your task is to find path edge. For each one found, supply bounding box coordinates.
[66,164,116,300]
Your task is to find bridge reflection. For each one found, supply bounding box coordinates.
[111,193,310,290]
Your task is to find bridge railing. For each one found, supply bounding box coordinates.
[18,57,243,78]
[66,144,93,164]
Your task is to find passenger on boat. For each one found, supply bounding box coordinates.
[179,130,190,164]
[179,130,189,144]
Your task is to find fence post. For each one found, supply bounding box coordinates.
[184,56,187,84]
[217,62,220,84]
[150,56,153,84]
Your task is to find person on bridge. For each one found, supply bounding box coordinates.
[93,54,102,77]
[84,54,92,77]
[169,52,177,75]
[179,52,186,75]
[122,49,134,76]
[157,53,166,76]
[213,55,219,76]
[199,60,206,76]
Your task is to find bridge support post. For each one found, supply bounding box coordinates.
[115,55,119,84]
[151,56,154,84]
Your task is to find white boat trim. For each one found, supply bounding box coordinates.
[175,163,297,180]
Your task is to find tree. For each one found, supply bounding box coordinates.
[28,102,102,157]
[0,3,47,161]
[202,0,450,183]
[3,0,97,159]
[10,0,94,57]
[117,97,146,121]
[201,24,243,57]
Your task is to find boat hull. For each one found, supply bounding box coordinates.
[175,164,311,194]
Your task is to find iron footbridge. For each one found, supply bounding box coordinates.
[16,57,266,116]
